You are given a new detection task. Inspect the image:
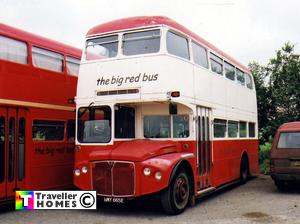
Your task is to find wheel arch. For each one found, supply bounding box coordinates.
[169,159,195,193]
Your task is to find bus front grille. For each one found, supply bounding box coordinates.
[92,161,135,196]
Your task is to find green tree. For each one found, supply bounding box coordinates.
[250,43,300,144]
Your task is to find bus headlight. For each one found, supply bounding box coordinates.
[74,169,81,176]
[155,172,162,180]
[82,166,88,174]
[143,167,151,176]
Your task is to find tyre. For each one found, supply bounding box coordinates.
[161,170,190,215]
[275,180,286,191]
[240,156,249,184]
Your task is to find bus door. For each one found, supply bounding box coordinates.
[0,107,27,199]
[196,106,212,189]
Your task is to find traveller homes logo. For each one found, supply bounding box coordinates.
[16,191,96,210]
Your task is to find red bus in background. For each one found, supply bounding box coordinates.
[0,23,81,203]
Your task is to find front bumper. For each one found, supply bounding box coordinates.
[271,173,300,181]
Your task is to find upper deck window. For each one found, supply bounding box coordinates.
[66,56,80,76]
[166,31,189,60]
[32,46,63,72]
[245,73,253,89]
[224,61,235,81]
[210,53,223,75]
[0,35,27,64]
[86,35,118,60]
[236,69,245,85]
[192,41,208,68]
[122,29,160,56]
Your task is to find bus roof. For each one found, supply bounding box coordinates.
[87,16,250,73]
[0,23,81,57]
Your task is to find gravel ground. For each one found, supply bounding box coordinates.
[1,175,299,224]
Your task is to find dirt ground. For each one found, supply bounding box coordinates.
[0,175,299,224]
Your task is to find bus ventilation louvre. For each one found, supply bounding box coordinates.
[92,161,135,196]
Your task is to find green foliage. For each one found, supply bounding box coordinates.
[249,43,300,145]
[249,43,300,173]
[259,141,272,174]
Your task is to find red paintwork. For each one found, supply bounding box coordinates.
[0,23,81,202]
[74,139,258,197]
[90,139,178,162]
[87,16,250,74]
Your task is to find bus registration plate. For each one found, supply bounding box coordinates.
[103,197,124,203]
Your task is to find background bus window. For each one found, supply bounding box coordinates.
[32,46,63,72]
[166,31,189,60]
[0,35,27,64]
[224,61,235,81]
[0,117,5,183]
[173,115,189,138]
[144,116,170,138]
[66,56,80,76]
[192,41,208,68]
[236,69,245,85]
[67,120,75,141]
[123,29,160,56]
[245,73,253,89]
[115,106,135,138]
[8,117,15,182]
[228,120,238,138]
[86,35,118,60]
[249,122,255,137]
[239,121,247,137]
[210,53,223,75]
[214,119,227,138]
[18,118,25,181]
[32,120,65,141]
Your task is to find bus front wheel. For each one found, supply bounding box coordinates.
[161,170,190,215]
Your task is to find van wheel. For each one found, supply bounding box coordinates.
[161,171,190,215]
[240,156,249,184]
[275,180,286,191]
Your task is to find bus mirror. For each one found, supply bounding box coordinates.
[169,103,177,115]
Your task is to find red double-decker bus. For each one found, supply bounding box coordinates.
[74,16,259,214]
[0,23,81,203]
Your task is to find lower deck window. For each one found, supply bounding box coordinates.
[248,122,255,137]
[115,106,135,138]
[32,120,65,141]
[239,121,247,137]
[228,121,238,138]
[77,106,111,143]
[144,116,170,138]
[173,115,189,138]
[144,115,189,139]
[213,119,227,138]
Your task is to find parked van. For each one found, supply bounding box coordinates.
[270,122,300,190]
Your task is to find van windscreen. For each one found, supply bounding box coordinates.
[277,132,300,149]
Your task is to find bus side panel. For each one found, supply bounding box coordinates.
[27,108,75,190]
[212,139,258,187]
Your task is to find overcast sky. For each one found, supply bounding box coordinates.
[0,0,299,66]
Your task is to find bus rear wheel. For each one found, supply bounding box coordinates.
[240,156,249,184]
[161,171,190,215]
